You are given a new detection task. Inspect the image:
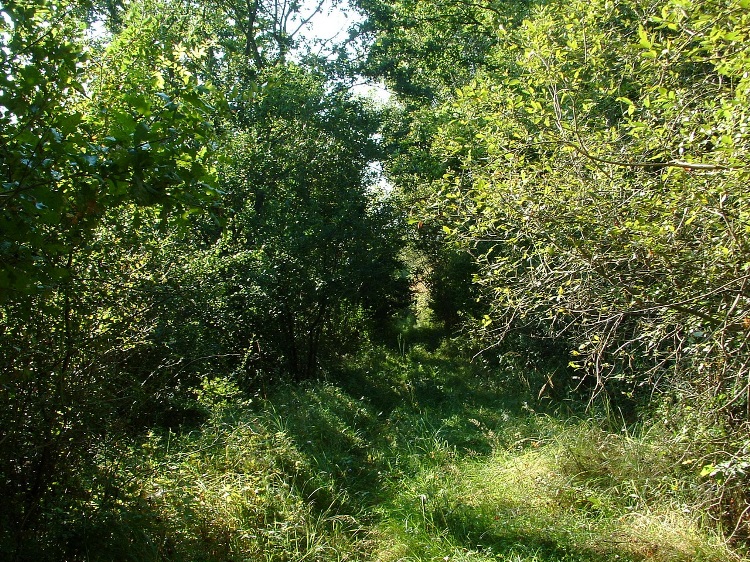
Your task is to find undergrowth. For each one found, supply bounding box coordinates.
[51,340,747,561]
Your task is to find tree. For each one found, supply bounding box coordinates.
[362,0,750,531]
[206,64,406,381]
[0,0,218,556]
[351,0,514,103]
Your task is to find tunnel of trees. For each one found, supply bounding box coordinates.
[1,0,749,559]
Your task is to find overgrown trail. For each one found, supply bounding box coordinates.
[129,342,742,562]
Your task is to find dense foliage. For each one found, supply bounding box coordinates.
[358,0,750,536]
[0,0,405,557]
[2,0,750,557]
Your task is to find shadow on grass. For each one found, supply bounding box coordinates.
[259,380,390,514]
[260,343,553,520]
[433,504,630,562]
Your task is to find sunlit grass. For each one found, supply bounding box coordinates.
[120,416,366,561]
[369,445,736,561]
[97,340,746,561]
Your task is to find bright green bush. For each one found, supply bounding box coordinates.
[365,0,750,535]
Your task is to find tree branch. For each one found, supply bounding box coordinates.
[564,139,740,172]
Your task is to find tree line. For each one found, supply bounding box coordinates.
[356,0,750,536]
[1,1,407,556]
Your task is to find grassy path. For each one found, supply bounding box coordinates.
[117,343,743,561]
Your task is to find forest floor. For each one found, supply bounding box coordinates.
[111,334,746,561]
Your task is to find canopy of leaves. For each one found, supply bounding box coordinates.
[4,0,750,555]
[0,0,407,556]
[357,0,750,532]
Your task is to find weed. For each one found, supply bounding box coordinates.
[60,343,748,561]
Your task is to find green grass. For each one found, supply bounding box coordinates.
[74,340,745,561]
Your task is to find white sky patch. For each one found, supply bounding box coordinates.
[300,1,391,104]
[1,9,13,31]
[1,11,13,60]
[85,19,108,41]
[300,2,354,43]
[366,160,394,194]
[352,81,391,103]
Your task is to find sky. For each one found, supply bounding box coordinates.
[300,2,358,43]
[298,1,391,103]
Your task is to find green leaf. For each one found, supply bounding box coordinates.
[637,26,652,49]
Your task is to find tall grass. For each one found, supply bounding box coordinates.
[66,340,747,561]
